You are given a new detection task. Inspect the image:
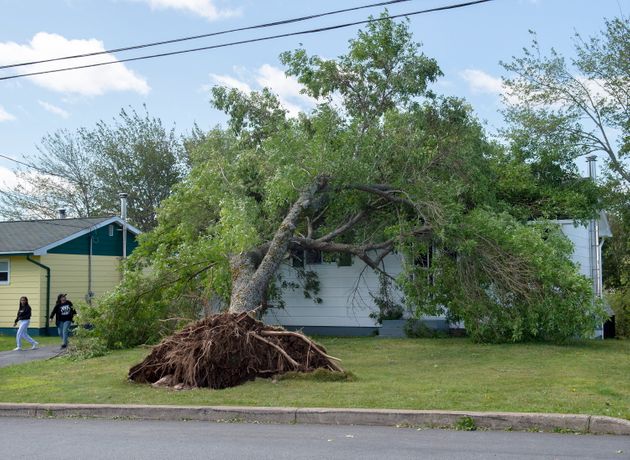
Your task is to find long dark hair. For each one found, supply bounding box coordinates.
[19,296,30,308]
[55,293,67,307]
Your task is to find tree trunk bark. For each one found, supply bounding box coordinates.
[228,175,329,313]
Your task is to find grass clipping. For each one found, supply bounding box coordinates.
[128,312,344,390]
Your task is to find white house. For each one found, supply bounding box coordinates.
[264,214,612,337]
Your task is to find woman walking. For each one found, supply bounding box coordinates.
[50,293,76,349]
[13,296,39,351]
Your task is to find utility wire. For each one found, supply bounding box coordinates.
[0,153,40,170]
[0,152,64,178]
[0,0,415,71]
[0,0,493,82]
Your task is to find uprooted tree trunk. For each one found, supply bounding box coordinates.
[129,175,345,389]
[228,174,330,314]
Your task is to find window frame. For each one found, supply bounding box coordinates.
[0,258,10,285]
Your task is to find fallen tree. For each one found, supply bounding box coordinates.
[129,312,342,389]
[82,16,602,380]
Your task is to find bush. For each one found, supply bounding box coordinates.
[369,273,405,324]
[403,211,606,343]
[607,287,630,339]
[404,319,448,338]
[69,331,109,360]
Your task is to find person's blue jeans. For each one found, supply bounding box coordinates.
[57,321,72,347]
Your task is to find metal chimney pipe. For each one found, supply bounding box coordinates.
[119,193,128,259]
[119,193,128,220]
[57,208,67,219]
[586,155,603,338]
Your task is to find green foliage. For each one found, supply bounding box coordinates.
[455,416,477,431]
[0,106,187,230]
[281,12,442,123]
[76,266,188,349]
[603,212,630,290]
[501,18,629,186]
[607,287,630,339]
[93,14,602,347]
[369,273,405,324]
[403,320,448,338]
[85,106,188,230]
[402,210,604,342]
[69,329,109,360]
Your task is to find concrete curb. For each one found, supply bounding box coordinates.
[0,403,628,435]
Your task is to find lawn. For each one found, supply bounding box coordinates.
[1,335,628,420]
[0,334,60,350]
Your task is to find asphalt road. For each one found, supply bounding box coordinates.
[0,417,627,459]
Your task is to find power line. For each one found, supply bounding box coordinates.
[0,0,415,71]
[0,153,38,170]
[0,0,494,82]
[0,153,64,178]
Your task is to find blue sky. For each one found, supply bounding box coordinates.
[0,0,626,191]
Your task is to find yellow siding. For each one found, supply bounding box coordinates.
[0,256,44,328]
[0,254,122,329]
[41,254,122,317]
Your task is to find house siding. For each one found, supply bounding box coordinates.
[0,256,44,328]
[41,253,122,307]
[0,254,123,332]
[48,224,138,256]
[557,222,591,278]
[265,253,405,330]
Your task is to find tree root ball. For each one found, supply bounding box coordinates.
[128,312,344,389]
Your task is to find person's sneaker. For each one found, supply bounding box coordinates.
[12,347,22,351]
[60,344,67,349]
[31,342,39,350]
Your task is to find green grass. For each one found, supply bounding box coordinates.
[0,334,60,350]
[1,335,629,420]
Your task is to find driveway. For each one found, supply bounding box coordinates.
[0,346,66,368]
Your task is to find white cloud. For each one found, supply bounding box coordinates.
[460,69,504,95]
[0,165,19,189]
[0,105,16,122]
[0,32,150,96]
[38,100,70,118]
[460,68,520,105]
[208,73,252,93]
[132,0,240,21]
[208,64,316,117]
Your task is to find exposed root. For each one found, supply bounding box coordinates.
[128,312,344,389]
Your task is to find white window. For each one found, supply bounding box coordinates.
[0,259,9,285]
[108,224,114,237]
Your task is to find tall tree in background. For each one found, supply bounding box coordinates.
[0,129,99,220]
[501,17,629,186]
[0,107,188,230]
[501,16,629,334]
[91,16,600,347]
[85,107,187,230]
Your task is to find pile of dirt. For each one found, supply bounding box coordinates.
[128,312,343,389]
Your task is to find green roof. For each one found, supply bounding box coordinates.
[0,217,140,255]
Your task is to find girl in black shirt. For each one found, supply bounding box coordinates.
[50,293,76,349]
[13,296,38,351]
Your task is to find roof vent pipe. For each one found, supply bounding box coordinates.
[119,193,128,259]
[586,155,603,338]
[119,193,128,220]
[57,208,67,219]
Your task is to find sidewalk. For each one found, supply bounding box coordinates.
[0,346,66,368]
[0,403,628,435]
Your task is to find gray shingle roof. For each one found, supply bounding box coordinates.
[0,217,115,254]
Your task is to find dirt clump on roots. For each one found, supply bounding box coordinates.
[128,311,344,389]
